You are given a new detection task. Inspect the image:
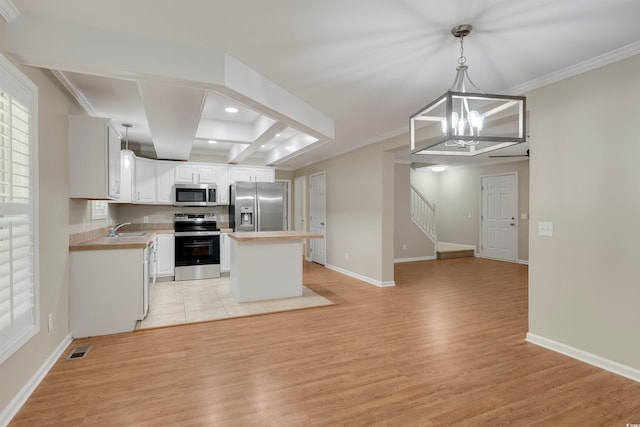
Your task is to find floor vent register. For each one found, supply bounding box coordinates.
[66,346,91,360]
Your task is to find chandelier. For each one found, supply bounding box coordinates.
[410,24,526,156]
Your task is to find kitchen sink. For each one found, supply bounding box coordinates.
[115,232,147,238]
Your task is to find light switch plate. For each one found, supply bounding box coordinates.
[538,221,553,236]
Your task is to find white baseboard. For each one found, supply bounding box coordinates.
[517,259,529,265]
[325,264,395,287]
[394,255,436,263]
[526,333,640,383]
[0,334,73,427]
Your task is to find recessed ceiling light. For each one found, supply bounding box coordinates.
[208,140,217,144]
[275,133,281,137]
[225,107,238,113]
[430,165,447,172]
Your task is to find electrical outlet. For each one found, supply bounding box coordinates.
[345,252,349,260]
[143,216,149,223]
[402,243,407,251]
[48,313,53,332]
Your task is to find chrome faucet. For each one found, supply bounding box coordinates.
[109,222,131,237]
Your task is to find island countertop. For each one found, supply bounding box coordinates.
[228,231,323,242]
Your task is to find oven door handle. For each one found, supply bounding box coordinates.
[174,231,221,237]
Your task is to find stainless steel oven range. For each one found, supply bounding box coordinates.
[174,213,220,281]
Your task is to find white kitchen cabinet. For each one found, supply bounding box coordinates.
[175,163,217,184]
[155,161,176,204]
[229,166,275,183]
[115,151,135,203]
[216,166,230,205]
[70,247,146,337]
[135,157,156,203]
[69,115,121,199]
[175,163,197,183]
[156,233,175,277]
[220,232,230,273]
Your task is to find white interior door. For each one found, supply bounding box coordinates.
[309,172,326,265]
[481,173,517,262]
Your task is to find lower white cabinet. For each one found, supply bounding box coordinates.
[70,247,145,337]
[156,233,175,277]
[220,233,230,273]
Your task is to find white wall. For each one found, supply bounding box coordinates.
[528,54,640,370]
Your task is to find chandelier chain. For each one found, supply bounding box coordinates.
[458,35,466,65]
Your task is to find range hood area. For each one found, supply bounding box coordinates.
[7,13,335,168]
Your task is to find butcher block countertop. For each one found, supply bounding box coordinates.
[69,229,173,251]
[228,231,323,241]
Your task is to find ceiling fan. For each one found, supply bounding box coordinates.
[489,149,529,159]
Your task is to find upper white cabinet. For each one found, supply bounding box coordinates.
[175,163,217,184]
[229,167,274,183]
[115,151,135,203]
[155,161,176,204]
[135,157,156,203]
[69,115,121,199]
[216,167,230,205]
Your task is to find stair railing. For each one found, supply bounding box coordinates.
[410,184,437,244]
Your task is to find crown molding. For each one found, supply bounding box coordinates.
[505,40,640,96]
[0,0,19,22]
[51,70,98,117]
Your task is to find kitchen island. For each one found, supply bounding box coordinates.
[228,231,323,302]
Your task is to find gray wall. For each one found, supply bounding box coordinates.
[528,53,640,369]
[408,161,529,261]
[294,139,396,284]
[0,21,87,413]
[394,163,436,260]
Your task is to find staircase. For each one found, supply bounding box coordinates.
[410,185,437,245]
[410,185,475,260]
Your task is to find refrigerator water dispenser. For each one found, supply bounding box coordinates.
[240,206,254,227]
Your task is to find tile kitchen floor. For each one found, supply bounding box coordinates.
[137,276,333,330]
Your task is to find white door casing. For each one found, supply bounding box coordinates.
[294,176,306,231]
[481,173,518,262]
[276,179,292,230]
[309,172,326,265]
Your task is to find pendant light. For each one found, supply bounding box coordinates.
[121,123,134,168]
[410,24,526,156]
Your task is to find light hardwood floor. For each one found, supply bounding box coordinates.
[10,258,640,426]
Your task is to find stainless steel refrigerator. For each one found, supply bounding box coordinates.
[230,182,287,232]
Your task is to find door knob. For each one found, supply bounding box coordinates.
[320,222,325,226]
[510,223,515,226]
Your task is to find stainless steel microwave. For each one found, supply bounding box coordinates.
[173,184,217,207]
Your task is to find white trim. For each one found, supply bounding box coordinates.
[505,41,640,96]
[50,70,97,117]
[394,255,436,263]
[517,259,529,265]
[0,334,73,426]
[526,333,640,383]
[325,263,396,287]
[0,0,19,22]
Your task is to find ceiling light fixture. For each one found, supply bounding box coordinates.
[225,107,238,113]
[121,123,134,169]
[430,165,447,172]
[410,24,526,156]
[208,140,217,144]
